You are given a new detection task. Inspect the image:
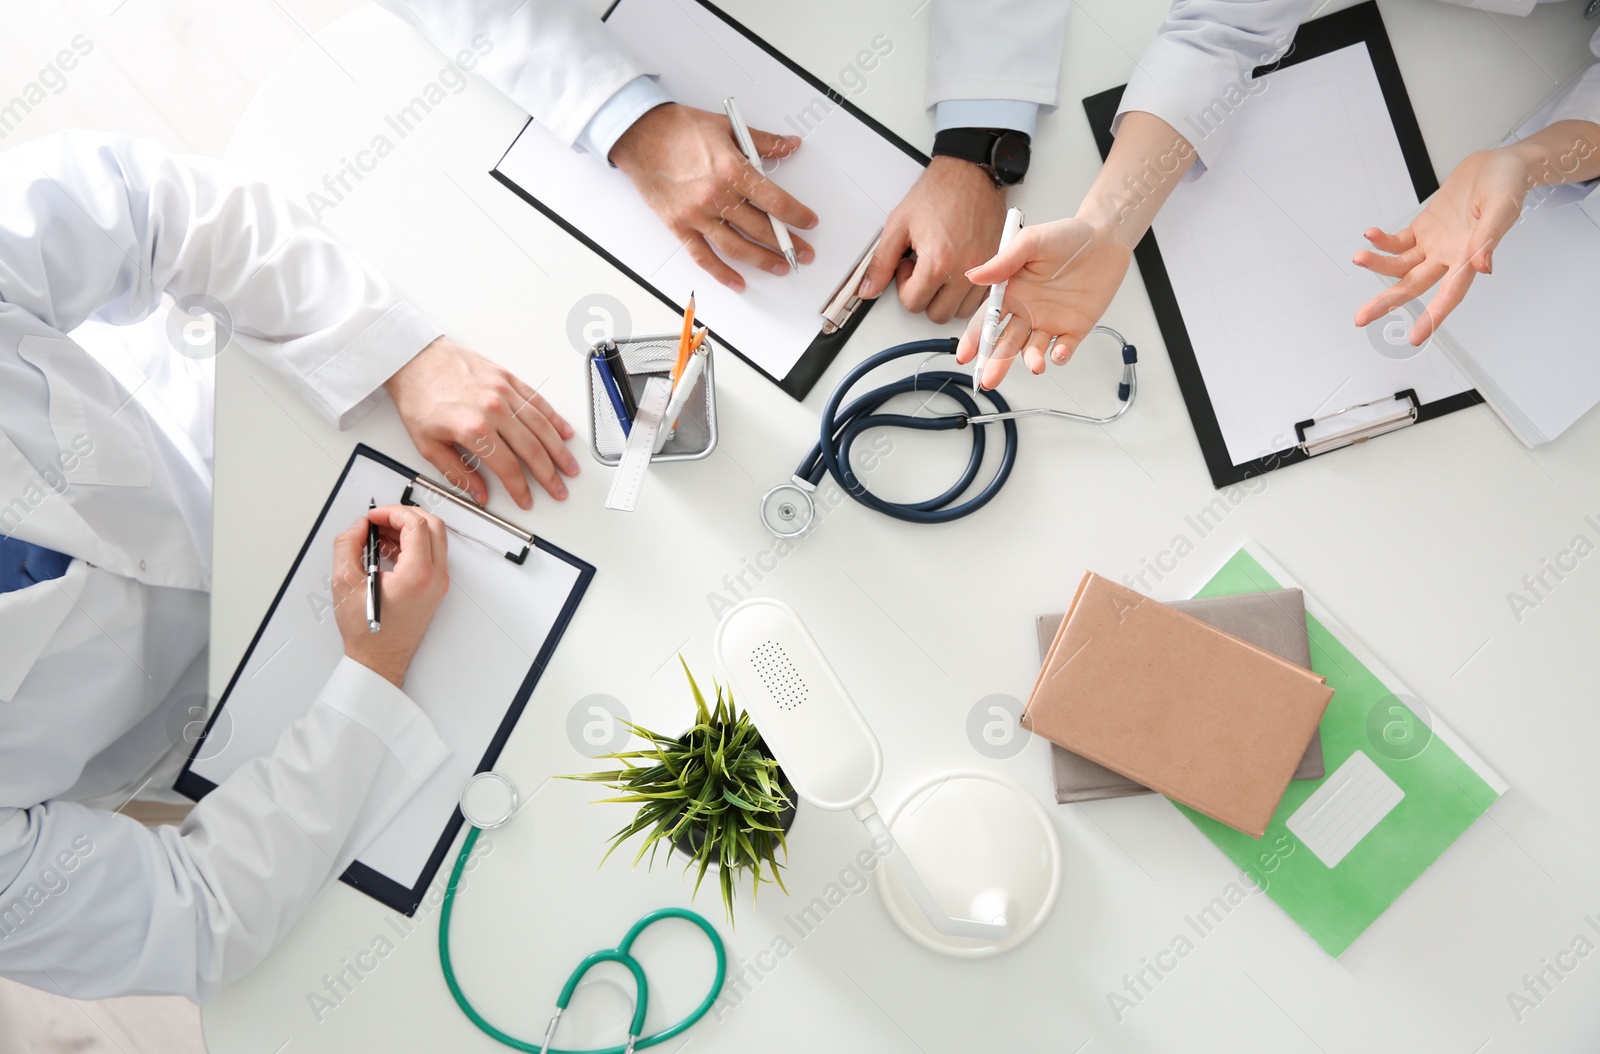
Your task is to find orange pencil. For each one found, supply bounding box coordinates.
[673,292,696,381]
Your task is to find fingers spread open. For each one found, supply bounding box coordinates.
[1411,262,1480,344]
[1354,262,1449,326]
[1469,196,1521,272]
[1352,247,1422,279]
[1363,227,1417,255]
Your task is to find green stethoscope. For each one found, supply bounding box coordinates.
[439,772,728,1054]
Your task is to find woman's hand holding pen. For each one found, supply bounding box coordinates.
[333,506,450,689]
[956,111,1194,389]
[609,102,818,291]
[956,218,1133,389]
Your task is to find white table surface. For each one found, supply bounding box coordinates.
[204,3,1600,1051]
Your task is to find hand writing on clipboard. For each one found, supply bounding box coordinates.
[610,103,819,291]
[331,505,451,689]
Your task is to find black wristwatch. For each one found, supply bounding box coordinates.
[931,127,1032,187]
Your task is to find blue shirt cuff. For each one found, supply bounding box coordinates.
[934,100,1040,138]
[574,75,673,163]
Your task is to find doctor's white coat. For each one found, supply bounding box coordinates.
[0,132,451,1002]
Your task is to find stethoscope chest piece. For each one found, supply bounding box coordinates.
[759,480,816,538]
[460,771,519,830]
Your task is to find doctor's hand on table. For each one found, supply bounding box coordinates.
[956,112,1197,388]
[858,156,1008,324]
[331,505,450,688]
[1353,118,1600,346]
[384,336,581,510]
[608,102,819,291]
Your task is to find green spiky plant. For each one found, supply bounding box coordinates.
[564,659,792,923]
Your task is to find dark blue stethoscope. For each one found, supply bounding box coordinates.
[759,328,1137,535]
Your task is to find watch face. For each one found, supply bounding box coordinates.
[991,132,1031,185]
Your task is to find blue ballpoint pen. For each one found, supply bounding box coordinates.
[594,352,633,437]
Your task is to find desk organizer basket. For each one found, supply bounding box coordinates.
[587,334,718,465]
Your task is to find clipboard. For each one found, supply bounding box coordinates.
[1083,2,1482,489]
[490,0,928,401]
[175,444,594,915]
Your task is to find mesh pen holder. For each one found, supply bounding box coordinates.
[587,335,718,464]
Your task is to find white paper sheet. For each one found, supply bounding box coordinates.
[492,0,925,383]
[1151,44,1471,466]
[189,452,584,889]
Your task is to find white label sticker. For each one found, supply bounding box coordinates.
[1286,750,1404,868]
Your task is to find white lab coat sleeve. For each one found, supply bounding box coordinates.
[379,0,658,148]
[1545,63,1600,130]
[926,0,1069,111]
[0,132,441,430]
[1114,0,1314,169]
[0,659,449,1001]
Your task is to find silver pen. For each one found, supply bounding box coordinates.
[365,498,381,633]
[974,208,1024,390]
[723,96,799,273]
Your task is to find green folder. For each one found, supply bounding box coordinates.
[1176,544,1506,957]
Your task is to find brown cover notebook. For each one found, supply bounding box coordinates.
[1022,573,1333,838]
[1037,588,1324,804]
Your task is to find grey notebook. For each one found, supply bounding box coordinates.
[1036,588,1325,804]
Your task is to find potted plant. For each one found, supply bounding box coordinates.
[565,659,795,922]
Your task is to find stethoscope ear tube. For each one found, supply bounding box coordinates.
[438,824,728,1054]
[793,338,1016,526]
[780,330,1134,528]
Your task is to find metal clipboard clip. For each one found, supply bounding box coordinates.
[1294,389,1420,457]
[401,476,536,564]
[819,228,883,335]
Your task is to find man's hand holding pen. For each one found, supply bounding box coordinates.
[333,506,452,689]
[609,102,818,291]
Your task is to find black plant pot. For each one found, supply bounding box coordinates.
[671,771,798,862]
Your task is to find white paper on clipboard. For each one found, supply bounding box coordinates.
[183,448,589,903]
[492,0,924,384]
[1150,43,1472,467]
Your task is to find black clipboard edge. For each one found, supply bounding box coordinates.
[174,443,595,916]
[490,0,931,402]
[1084,1,1480,490]
[488,162,868,401]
